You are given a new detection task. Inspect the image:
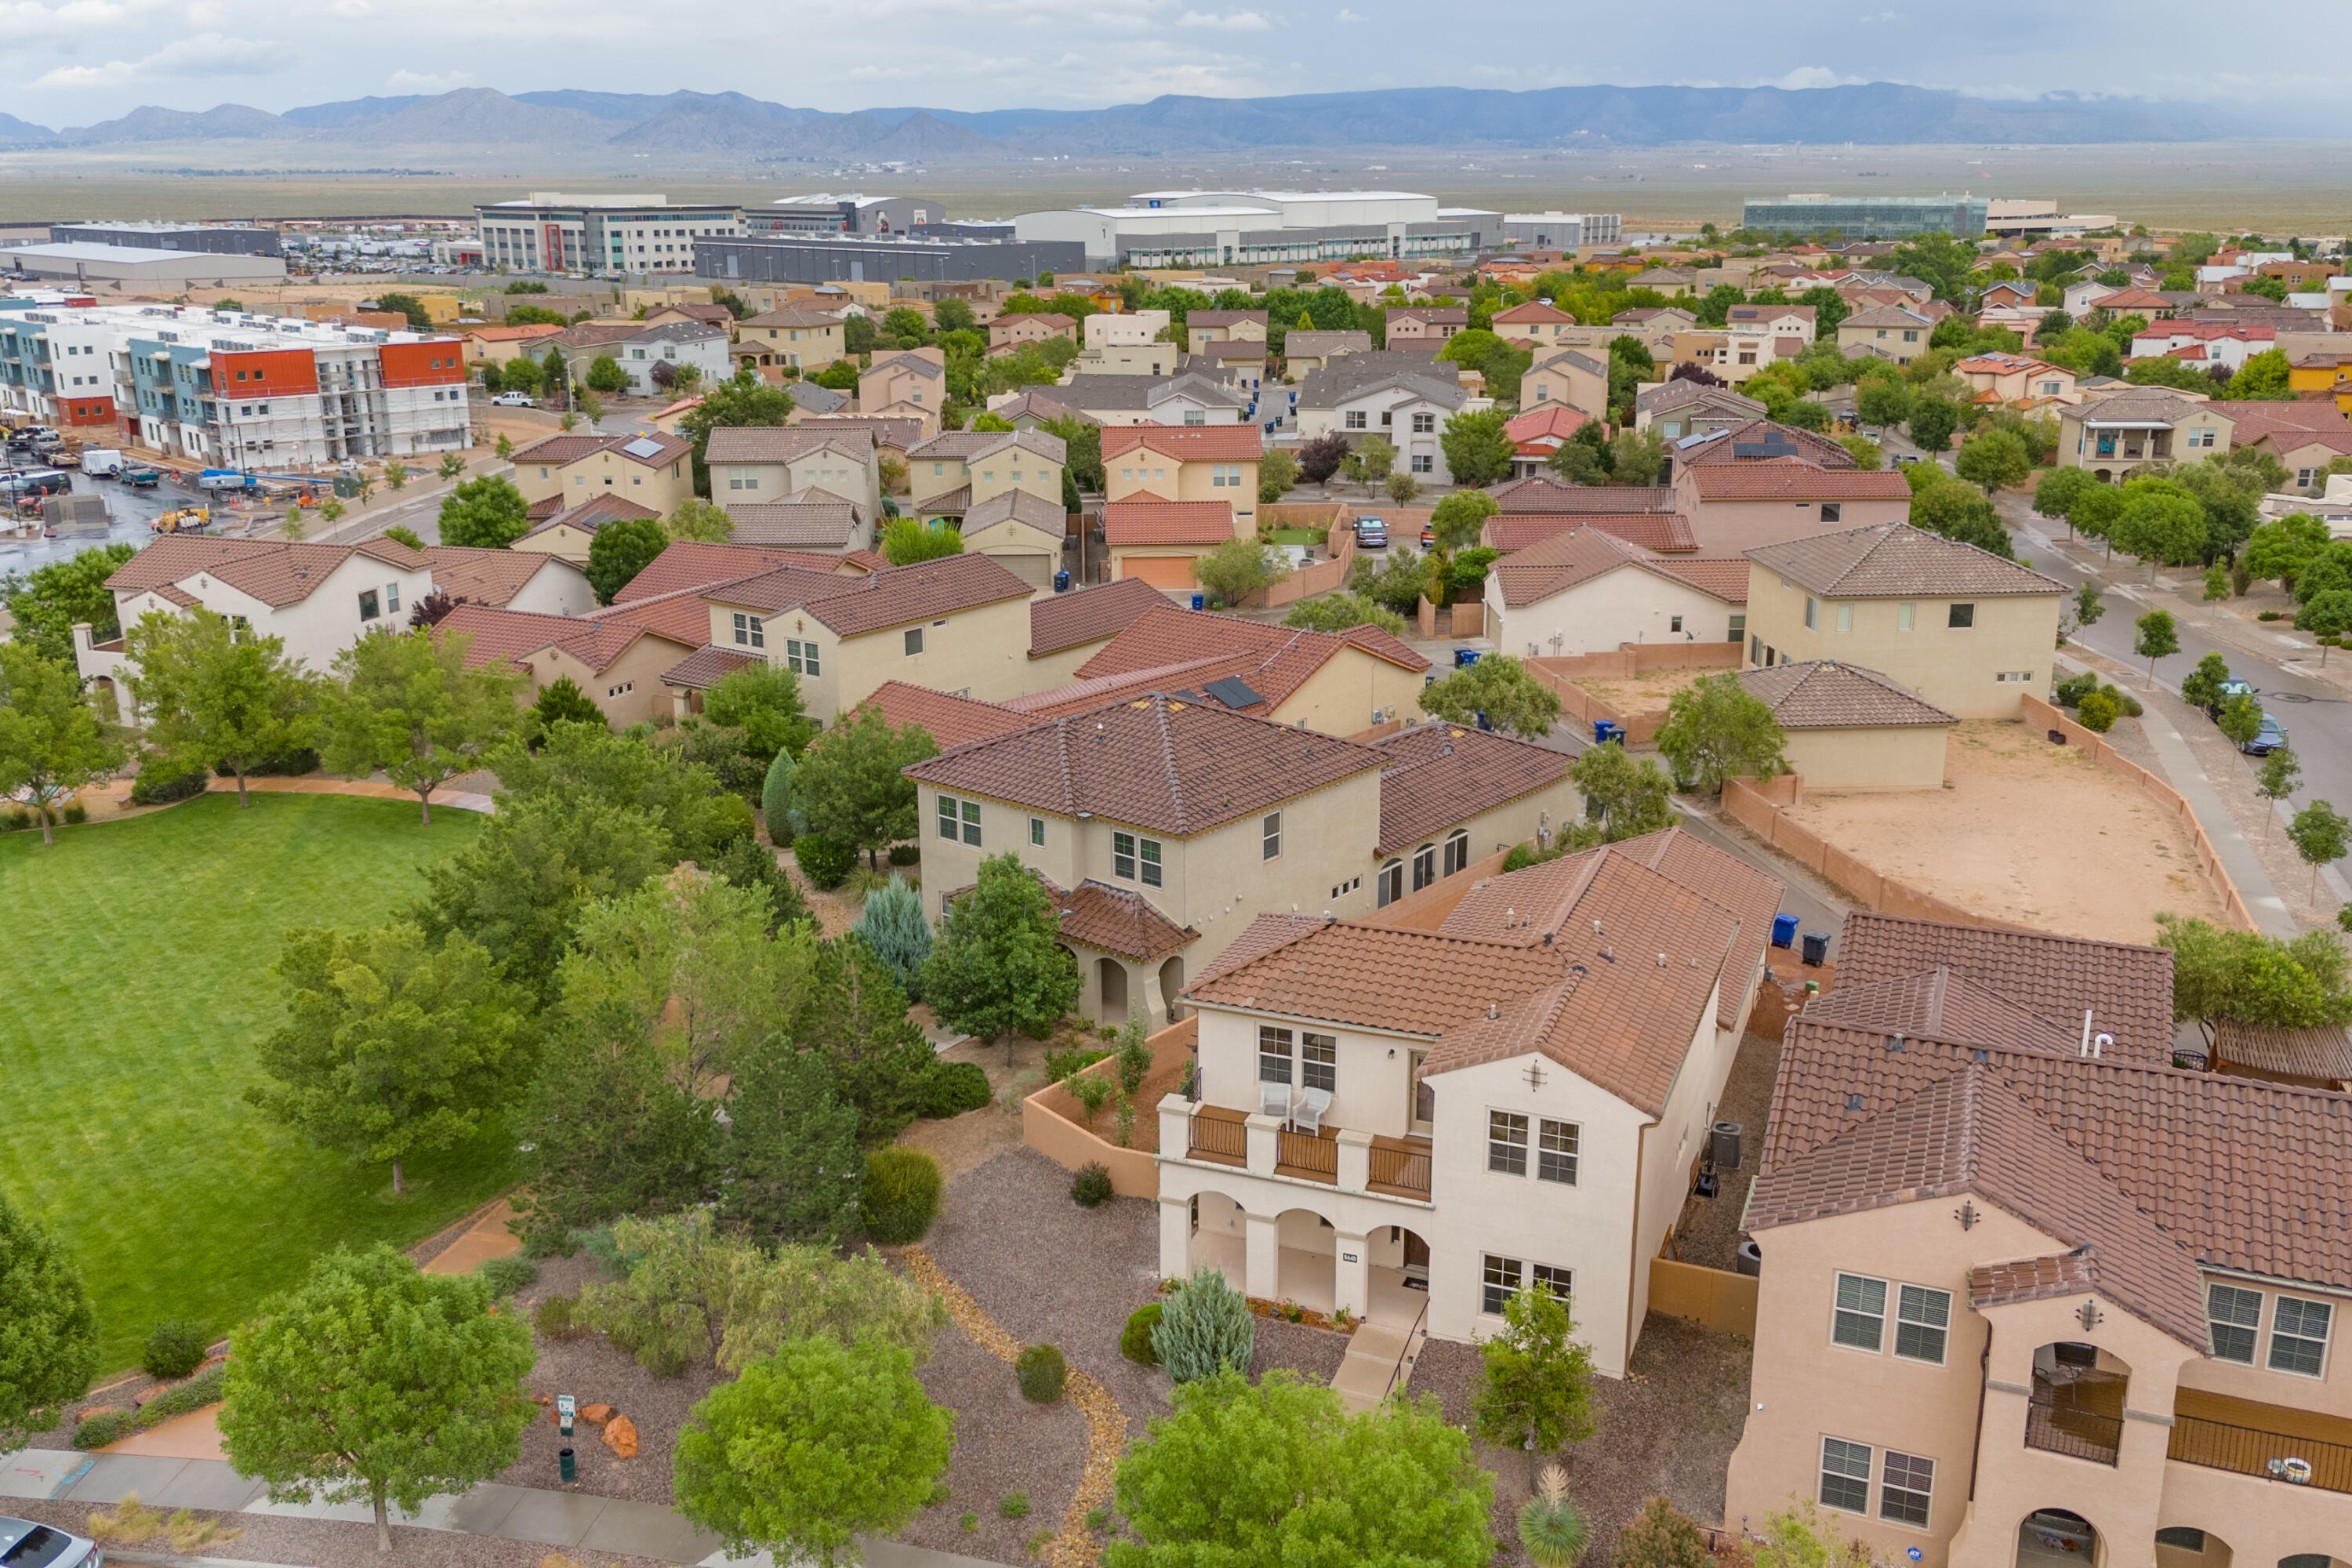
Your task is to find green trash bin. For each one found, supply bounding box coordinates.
[559,1447,575,1483]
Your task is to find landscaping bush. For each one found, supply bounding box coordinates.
[701,793,757,853]
[535,1292,588,1341]
[72,1409,129,1450]
[141,1319,211,1381]
[2051,671,2100,709]
[134,1365,223,1427]
[2259,610,2285,622]
[999,1492,1029,1519]
[1072,1162,1115,1208]
[130,768,209,806]
[1015,1342,1067,1403]
[1152,1265,1254,1382]
[63,803,86,825]
[919,1060,992,1120]
[862,1147,942,1244]
[1120,1303,1163,1366]
[2099,682,2145,718]
[477,1256,539,1297]
[2076,690,2120,732]
[888,844,920,866]
[1044,1046,1110,1083]
[5,807,32,831]
[795,833,856,890]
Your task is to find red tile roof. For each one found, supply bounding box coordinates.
[1065,603,1427,707]
[659,644,767,691]
[106,535,428,609]
[858,680,1034,750]
[422,545,573,608]
[1685,463,1914,502]
[1504,405,1596,445]
[1484,511,1700,554]
[1488,525,1739,606]
[1487,476,1677,514]
[1029,575,1169,658]
[435,603,689,675]
[1099,425,1265,463]
[615,540,872,605]
[1102,499,1235,546]
[1370,723,1573,854]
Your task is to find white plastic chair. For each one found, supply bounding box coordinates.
[1293,1087,1333,1136]
[1259,1080,1292,1121]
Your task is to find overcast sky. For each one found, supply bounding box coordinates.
[4,0,2336,129]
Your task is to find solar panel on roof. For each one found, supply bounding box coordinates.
[1203,676,1265,709]
[621,437,665,459]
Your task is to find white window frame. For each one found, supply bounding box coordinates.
[1487,1110,1529,1176]
[1300,1032,1337,1093]
[1894,1284,1951,1364]
[1258,1025,1293,1085]
[1261,811,1282,861]
[1833,1272,1887,1352]
[1879,1450,1932,1527]
[2270,1294,2332,1377]
[1819,1437,1872,1515]
[1536,1117,1579,1185]
[2208,1283,2261,1364]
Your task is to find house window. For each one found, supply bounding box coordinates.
[1258,1025,1294,1084]
[732,612,764,648]
[1301,1033,1336,1093]
[1411,454,1434,474]
[1804,596,1818,630]
[1482,1254,1523,1316]
[1261,811,1282,860]
[937,793,963,840]
[905,627,924,655]
[1412,412,1435,434]
[1834,1273,1887,1351]
[1898,601,1914,631]
[1879,1451,1933,1527]
[1377,858,1403,906]
[1488,1111,1530,1176]
[1530,1263,1571,1301]
[954,800,980,845]
[1140,837,1163,887]
[385,583,400,613]
[1836,604,1853,633]
[1345,410,1367,430]
[2209,1283,2261,1363]
[1895,1285,1951,1363]
[1820,503,1842,523]
[1413,843,1437,891]
[1948,603,1975,629]
[1380,411,1392,426]
[2270,1295,2332,1377]
[1670,614,1684,633]
[1728,614,1745,644]
[1819,1438,1872,1514]
[1537,1118,1579,1185]
[786,637,818,676]
[358,589,381,621]
[1029,817,1045,847]
[1443,830,1469,877]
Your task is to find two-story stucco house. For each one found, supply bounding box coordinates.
[739,307,845,372]
[705,425,882,524]
[2056,392,2237,483]
[906,428,1069,524]
[437,602,699,729]
[858,348,947,434]
[1486,525,1750,659]
[1157,827,1782,1374]
[512,431,697,516]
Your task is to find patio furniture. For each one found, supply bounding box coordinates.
[1259,1080,1292,1120]
[1293,1087,1333,1135]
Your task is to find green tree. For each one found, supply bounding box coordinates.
[678,373,796,495]
[582,354,627,395]
[251,921,533,1194]
[1257,446,1298,504]
[1836,434,1884,470]
[1906,396,1960,453]
[1955,428,2031,494]
[665,496,735,544]
[2158,914,2352,1031]
[723,1036,864,1245]
[788,934,936,1142]
[2257,747,2303,838]
[1606,427,1669,485]
[1428,488,1500,551]
[2289,800,2351,900]
[2032,466,2098,535]
[585,515,670,604]
[0,542,135,666]
[673,1337,953,1567]
[1613,1497,1715,1568]
[705,664,814,767]
[1351,545,1431,617]
[1284,592,1408,637]
[1909,478,2016,558]
[2216,693,2265,750]
[1341,434,1397,492]
[923,851,1079,1065]
[437,452,466,482]
[2133,607,2180,681]
[436,476,532,550]
[321,626,521,823]
[0,642,124,845]
[2180,652,2233,712]
[880,518,964,566]
[1104,1370,1494,1568]
[1192,535,1290,606]
[1888,233,1979,301]
[2172,460,2263,564]
[2296,589,2352,663]
[1654,673,1788,793]
[0,1191,100,1454]
[1420,655,1562,739]
[1570,741,1675,839]
[220,1245,535,1555]
[1855,378,1912,430]
[798,706,936,868]
[2059,582,2107,648]
[371,292,434,332]
[1473,1283,1597,1485]
[1438,409,1515,488]
[123,608,318,807]
[495,357,541,397]
[2225,347,2292,401]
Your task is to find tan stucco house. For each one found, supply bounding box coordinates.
[705,425,882,524]
[1734,659,1958,789]
[511,430,695,515]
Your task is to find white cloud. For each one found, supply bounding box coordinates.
[1857,9,1898,20]
[1177,9,1273,29]
[386,67,466,91]
[333,0,373,13]
[1769,65,1866,90]
[1334,5,1365,17]
[33,29,291,87]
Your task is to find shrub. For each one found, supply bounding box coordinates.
[133,1365,223,1427]
[1517,1465,1590,1568]
[5,807,32,831]
[702,793,757,852]
[535,1292,588,1341]
[1072,1162,1114,1208]
[141,1319,211,1381]
[1120,1303,1164,1365]
[2052,670,2100,708]
[920,1060,992,1120]
[760,749,799,845]
[477,1256,539,1297]
[862,1147,942,1244]
[2259,610,2285,621]
[853,874,933,1000]
[1085,1505,1109,1533]
[62,803,86,825]
[2099,682,2144,718]
[130,768,209,806]
[961,1512,978,1533]
[1152,1265,1255,1382]
[888,844,920,866]
[1613,1495,1713,1568]
[999,1492,1030,1519]
[1044,1046,1110,1082]
[2076,690,2120,732]
[72,1409,129,1450]
[795,833,856,890]
[1015,1342,1067,1403]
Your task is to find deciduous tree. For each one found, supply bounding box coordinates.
[1428,488,1499,551]
[1295,431,1350,486]
[1474,1284,1597,1485]
[880,518,964,566]
[586,515,671,604]
[923,851,1079,1065]
[1908,478,2016,558]
[1905,396,1960,453]
[1438,408,1515,488]
[2133,607,2180,681]
[321,626,520,823]
[1569,741,1675,840]
[2288,800,2350,900]
[435,476,532,550]
[1191,535,1290,606]
[664,497,735,544]
[0,1191,100,1454]
[0,641,125,844]
[0,542,135,666]
[1419,655,1562,739]
[2158,914,2352,1032]
[124,608,318,807]
[1955,428,2031,494]
[1653,673,1788,793]
[703,665,814,767]
[797,706,936,867]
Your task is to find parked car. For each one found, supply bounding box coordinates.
[120,465,163,488]
[2208,678,2255,720]
[0,1514,102,1568]
[1,469,71,499]
[1354,514,1388,550]
[1420,522,1436,548]
[488,392,537,407]
[2240,711,2289,757]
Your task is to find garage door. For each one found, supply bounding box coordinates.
[988,550,1053,589]
[1122,554,1198,590]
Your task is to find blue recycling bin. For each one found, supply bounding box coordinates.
[1592,720,1624,746]
[1454,648,1481,668]
[1054,569,1070,593]
[1771,913,1798,949]
[1191,593,1205,611]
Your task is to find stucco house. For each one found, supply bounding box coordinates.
[1490,301,1580,349]
[1486,525,1749,658]
[1670,423,1915,553]
[1522,348,1610,420]
[705,426,882,524]
[1022,575,1169,691]
[858,348,947,433]
[1633,380,1768,441]
[1293,356,1475,484]
[959,490,1070,591]
[1102,424,1263,530]
[437,603,698,728]
[1058,371,1250,426]
[739,307,847,372]
[512,431,696,516]
[906,428,1067,525]
[2056,392,2237,483]
[510,495,662,567]
[1186,310,1270,354]
[1279,330,1373,376]
[419,545,595,618]
[1733,659,1958,790]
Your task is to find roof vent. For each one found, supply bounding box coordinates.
[1657,953,1668,967]
[1599,947,1615,964]
[1592,919,1604,935]
[1845,1093,1864,1110]
[1487,1002,1500,1020]
[1541,931,1554,946]
[1888,1032,1907,1053]
[1570,962,1588,975]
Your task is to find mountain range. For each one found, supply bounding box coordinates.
[0,82,2245,156]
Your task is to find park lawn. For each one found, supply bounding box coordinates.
[0,791,517,1374]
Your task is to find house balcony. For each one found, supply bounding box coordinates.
[2024,1367,2127,1466]
[1171,1102,1432,1201]
[2169,1388,2352,1494]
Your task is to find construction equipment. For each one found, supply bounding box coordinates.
[153,505,212,534]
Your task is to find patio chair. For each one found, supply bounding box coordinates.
[1259,1080,1292,1121]
[1293,1087,1333,1136]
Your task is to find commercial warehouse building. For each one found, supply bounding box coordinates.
[47,221,284,258]
[695,234,1085,285]
[1499,212,1623,249]
[1012,189,1503,267]
[473,193,743,278]
[2,241,287,285]
[1739,194,1991,240]
[752,194,949,236]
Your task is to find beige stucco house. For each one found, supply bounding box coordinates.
[705,426,882,524]
[858,348,947,432]
[1102,423,1262,529]
[989,312,1078,350]
[1523,348,1610,419]
[1734,659,1957,790]
[737,307,846,372]
[437,602,697,728]
[1838,306,1937,365]
[1022,576,1170,691]
[511,430,696,515]
[2056,392,2238,483]
[1490,301,1580,349]
[1186,310,1270,355]
[1486,525,1750,658]
[906,428,1067,523]
[1744,524,2064,720]
[959,491,1069,591]
[509,495,662,567]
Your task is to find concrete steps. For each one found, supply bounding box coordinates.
[1330,1315,1428,1412]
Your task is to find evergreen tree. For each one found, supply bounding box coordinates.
[791,935,937,1142]
[0,1190,100,1452]
[723,1036,865,1246]
[852,875,933,1000]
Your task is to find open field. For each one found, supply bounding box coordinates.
[1783,720,2228,945]
[2,140,2350,228]
[0,791,510,1372]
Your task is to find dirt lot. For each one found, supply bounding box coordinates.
[1573,666,1719,717]
[1784,720,2227,945]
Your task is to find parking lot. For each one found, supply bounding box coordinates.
[2,464,194,572]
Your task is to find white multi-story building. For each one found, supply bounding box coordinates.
[474,193,743,278]
[1014,189,1502,268]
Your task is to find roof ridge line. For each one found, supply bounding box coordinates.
[1154,694,1189,834]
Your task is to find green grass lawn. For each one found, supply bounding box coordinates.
[1,792,516,1374]
[1268,528,1330,546]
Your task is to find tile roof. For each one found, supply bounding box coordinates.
[1063,372,1250,413]
[1485,510,1699,554]
[1735,660,1957,729]
[1051,878,1200,961]
[909,428,1069,465]
[1100,424,1266,463]
[1102,499,1235,546]
[706,426,876,465]
[1746,524,2063,599]
[1196,339,1269,361]
[513,430,691,470]
[915,485,974,516]
[421,545,572,608]
[1493,301,1577,324]
[106,534,428,609]
[742,307,846,328]
[1684,463,1912,502]
[723,499,861,550]
[530,495,662,538]
[989,390,1091,426]
[1188,310,1270,328]
[436,603,687,675]
[2210,1020,2352,1083]
[1834,912,2176,1065]
[1798,966,2082,1054]
[1504,405,1596,445]
[658,643,767,691]
[583,583,727,646]
[1281,330,1372,358]
[1074,603,1428,689]
[1650,557,1753,601]
[1488,524,1737,606]
[708,551,1033,638]
[2067,390,2216,427]
[962,489,1068,536]
[1370,723,1573,854]
[904,692,1388,837]
[1487,476,1677,514]
[615,540,870,604]
[1028,576,1168,657]
[858,679,1035,750]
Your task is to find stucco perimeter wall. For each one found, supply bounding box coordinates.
[1022,1016,1197,1197]
[1722,774,2007,930]
[1526,644,1742,744]
[1239,506,1358,608]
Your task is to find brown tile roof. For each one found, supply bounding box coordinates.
[436,603,690,675]
[909,429,1068,465]
[1488,525,1738,606]
[858,680,1033,750]
[1800,966,2082,1054]
[801,415,925,451]
[659,644,766,691]
[914,485,973,516]
[513,431,691,470]
[581,582,725,646]
[1684,463,1913,502]
[1102,499,1234,546]
[904,693,1387,837]
[421,545,573,608]
[1746,524,2063,599]
[531,495,662,537]
[106,535,428,609]
[1678,419,1857,469]
[723,499,860,550]
[963,489,1067,537]
[1651,557,1753,601]
[1187,310,1270,328]
[526,494,567,521]
[1051,879,1199,961]
[989,390,1090,426]
[615,540,869,604]
[1029,576,1169,658]
[2211,1020,2352,1083]
[706,426,875,465]
[800,552,1034,638]
[1488,476,1677,514]
[1100,425,1265,463]
[1735,660,1956,729]
[1282,331,1372,359]
[1371,723,1573,854]
[1485,511,1700,554]
[743,307,845,329]
[1834,912,2176,1064]
[1069,604,1428,703]
[1746,1064,2207,1348]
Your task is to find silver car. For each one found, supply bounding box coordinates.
[0,1515,101,1568]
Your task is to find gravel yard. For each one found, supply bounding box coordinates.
[1661,1031,1780,1272]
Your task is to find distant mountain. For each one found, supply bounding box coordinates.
[281,94,427,128]
[63,103,292,143]
[363,87,615,144]
[0,111,59,144]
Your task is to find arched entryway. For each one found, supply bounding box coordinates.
[2154,1526,2231,1568]
[2276,1555,2347,1568]
[1158,955,1185,1024]
[1273,1207,1338,1315]
[1098,957,1128,1020]
[1184,1190,1247,1287]
[2018,1508,2097,1567]
[1362,1223,1430,1325]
